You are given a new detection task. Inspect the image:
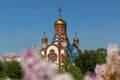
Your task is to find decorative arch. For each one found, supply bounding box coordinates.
[41,50,45,56]
[48,49,57,62]
[46,45,59,63]
[60,49,65,62]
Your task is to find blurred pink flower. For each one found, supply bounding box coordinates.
[95,75,105,80]
[84,44,120,80]
[53,73,74,80]
[84,72,96,80]
[20,49,57,80]
[106,44,120,64]
[20,48,74,80]
[95,64,107,76]
[107,44,119,56]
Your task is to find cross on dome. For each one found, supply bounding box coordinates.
[58,7,62,18]
[75,32,77,37]
[44,31,46,37]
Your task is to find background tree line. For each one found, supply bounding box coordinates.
[61,48,107,80]
[0,61,23,79]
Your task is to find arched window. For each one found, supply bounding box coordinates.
[49,50,57,62]
[51,50,55,62]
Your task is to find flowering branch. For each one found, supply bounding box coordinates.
[84,44,120,80]
[20,48,73,80]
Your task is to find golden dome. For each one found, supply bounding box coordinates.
[54,18,66,26]
[74,37,79,41]
[62,35,67,39]
[42,36,47,40]
[42,32,47,40]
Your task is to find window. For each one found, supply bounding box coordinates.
[51,50,55,62]
[49,50,57,62]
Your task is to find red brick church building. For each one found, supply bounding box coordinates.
[40,8,80,69]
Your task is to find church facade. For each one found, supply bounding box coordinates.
[40,8,80,69]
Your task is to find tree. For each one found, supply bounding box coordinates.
[4,61,23,79]
[96,48,107,64]
[74,48,106,74]
[0,61,5,78]
[60,59,83,80]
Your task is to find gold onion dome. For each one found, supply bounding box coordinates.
[74,37,79,41]
[54,18,66,27]
[74,32,79,41]
[42,32,47,40]
[62,35,67,39]
[42,36,47,40]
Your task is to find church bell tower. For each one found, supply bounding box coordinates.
[52,7,70,48]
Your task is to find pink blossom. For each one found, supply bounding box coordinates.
[20,48,74,80]
[95,75,105,80]
[95,64,107,76]
[84,72,96,80]
[106,44,120,64]
[53,73,74,80]
[85,44,120,80]
[20,49,57,80]
[107,44,119,56]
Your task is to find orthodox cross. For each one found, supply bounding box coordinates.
[75,32,77,37]
[58,7,62,18]
[44,31,46,37]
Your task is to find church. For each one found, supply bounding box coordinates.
[40,7,81,69]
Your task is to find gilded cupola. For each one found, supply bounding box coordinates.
[74,33,79,42]
[42,32,48,43]
[54,7,67,27]
[73,33,79,48]
[74,37,79,41]
[54,18,67,27]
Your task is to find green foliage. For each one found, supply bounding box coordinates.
[0,78,22,80]
[0,61,5,78]
[74,48,106,74]
[60,59,83,80]
[3,61,23,79]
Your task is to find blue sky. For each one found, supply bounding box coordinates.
[0,0,120,56]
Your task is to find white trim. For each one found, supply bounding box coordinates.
[60,49,65,54]
[46,45,59,63]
